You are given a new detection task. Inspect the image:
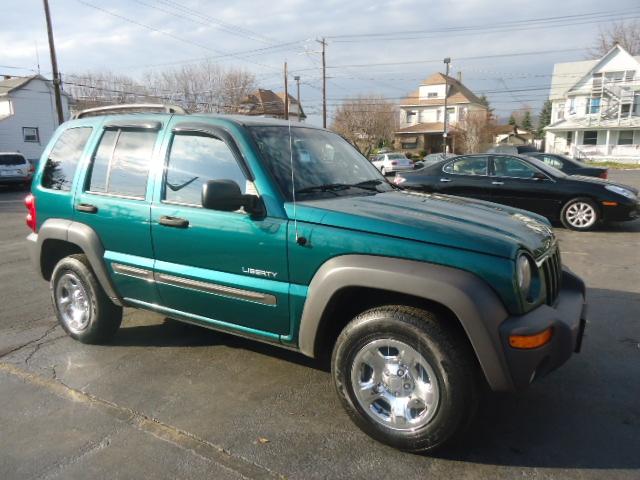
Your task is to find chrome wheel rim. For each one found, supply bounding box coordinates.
[55,272,90,334]
[566,202,596,229]
[350,339,440,431]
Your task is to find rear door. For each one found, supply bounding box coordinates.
[489,155,561,217]
[149,119,290,336]
[74,118,164,304]
[436,155,492,201]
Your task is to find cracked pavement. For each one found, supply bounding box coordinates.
[1,172,639,479]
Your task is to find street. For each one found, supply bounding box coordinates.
[1,171,639,480]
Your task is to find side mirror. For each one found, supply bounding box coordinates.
[202,179,264,216]
[533,172,547,181]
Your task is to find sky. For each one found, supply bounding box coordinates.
[1,0,639,126]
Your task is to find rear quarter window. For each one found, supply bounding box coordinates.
[42,127,93,190]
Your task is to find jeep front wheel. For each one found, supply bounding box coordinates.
[332,305,479,452]
[51,254,122,344]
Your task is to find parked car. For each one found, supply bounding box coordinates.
[26,109,587,453]
[487,144,539,155]
[526,152,608,179]
[0,152,33,188]
[371,152,414,175]
[394,153,639,231]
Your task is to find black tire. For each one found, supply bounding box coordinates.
[560,197,600,231]
[50,254,122,344]
[332,305,480,453]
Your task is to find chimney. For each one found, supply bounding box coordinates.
[456,71,462,83]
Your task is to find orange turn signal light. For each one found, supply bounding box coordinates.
[509,328,553,349]
[602,201,618,207]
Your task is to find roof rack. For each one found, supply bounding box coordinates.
[73,103,188,119]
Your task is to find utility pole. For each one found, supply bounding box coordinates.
[283,61,289,120]
[42,0,64,125]
[294,75,301,120]
[317,38,327,128]
[442,57,451,156]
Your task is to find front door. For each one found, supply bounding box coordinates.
[489,155,560,218]
[150,121,290,336]
[74,120,163,304]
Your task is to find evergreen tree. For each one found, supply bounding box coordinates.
[508,114,517,126]
[522,110,533,131]
[537,100,552,138]
[477,94,494,117]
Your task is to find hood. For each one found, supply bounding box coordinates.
[290,191,555,259]
[566,175,639,194]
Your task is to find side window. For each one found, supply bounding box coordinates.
[88,129,156,198]
[443,156,488,175]
[493,156,538,179]
[164,134,248,206]
[42,127,93,191]
[540,155,563,169]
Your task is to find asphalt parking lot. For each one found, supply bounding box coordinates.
[1,171,639,480]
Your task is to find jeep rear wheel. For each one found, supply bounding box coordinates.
[51,254,122,344]
[332,305,479,452]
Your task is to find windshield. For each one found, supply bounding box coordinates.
[0,154,26,166]
[250,126,393,200]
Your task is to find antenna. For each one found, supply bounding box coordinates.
[35,41,41,74]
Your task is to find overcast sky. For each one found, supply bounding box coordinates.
[2,0,638,125]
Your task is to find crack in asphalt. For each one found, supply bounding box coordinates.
[0,323,59,360]
[0,362,285,480]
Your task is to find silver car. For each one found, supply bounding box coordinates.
[0,152,33,188]
[371,152,414,175]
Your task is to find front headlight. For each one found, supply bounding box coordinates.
[605,185,636,199]
[516,254,532,295]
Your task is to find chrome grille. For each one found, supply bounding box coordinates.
[539,248,562,306]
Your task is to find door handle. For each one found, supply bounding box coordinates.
[492,181,504,185]
[76,203,98,213]
[159,215,189,228]
[439,178,452,182]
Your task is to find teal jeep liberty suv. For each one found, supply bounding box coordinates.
[26,109,587,452]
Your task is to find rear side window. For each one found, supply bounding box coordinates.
[41,127,92,190]
[164,133,247,206]
[444,156,488,176]
[88,129,156,198]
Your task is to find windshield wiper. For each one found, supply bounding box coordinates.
[297,180,384,195]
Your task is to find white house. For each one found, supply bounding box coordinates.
[0,75,71,161]
[545,45,640,162]
[395,73,488,154]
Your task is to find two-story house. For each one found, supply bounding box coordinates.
[395,73,488,154]
[545,45,640,162]
[0,75,71,161]
[236,88,306,122]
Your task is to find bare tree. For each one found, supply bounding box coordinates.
[457,110,494,154]
[67,62,256,114]
[589,20,640,57]
[331,95,397,156]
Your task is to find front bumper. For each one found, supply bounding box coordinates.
[499,269,587,389]
[601,199,640,222]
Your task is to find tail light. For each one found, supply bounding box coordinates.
[391,161,398,165]
[599,171,608,179]
[393,176,406,185]
[25,193,37,232]
[28,164,35,175]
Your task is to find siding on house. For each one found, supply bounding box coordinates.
[0,77,70,161]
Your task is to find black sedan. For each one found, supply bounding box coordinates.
[526,152,608,179]
[393,153,639,231]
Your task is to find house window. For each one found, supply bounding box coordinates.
[583,131,598,145]
[618,130,634,145]
[406,111,417,123]
[23,127,39,143]
[569,98,575,114]
[427,92,437,98]
[587,98,600,114]
[557,103,565,120]
[436,109,441,121]
[621,103,631,115]
[566,131,573,146]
